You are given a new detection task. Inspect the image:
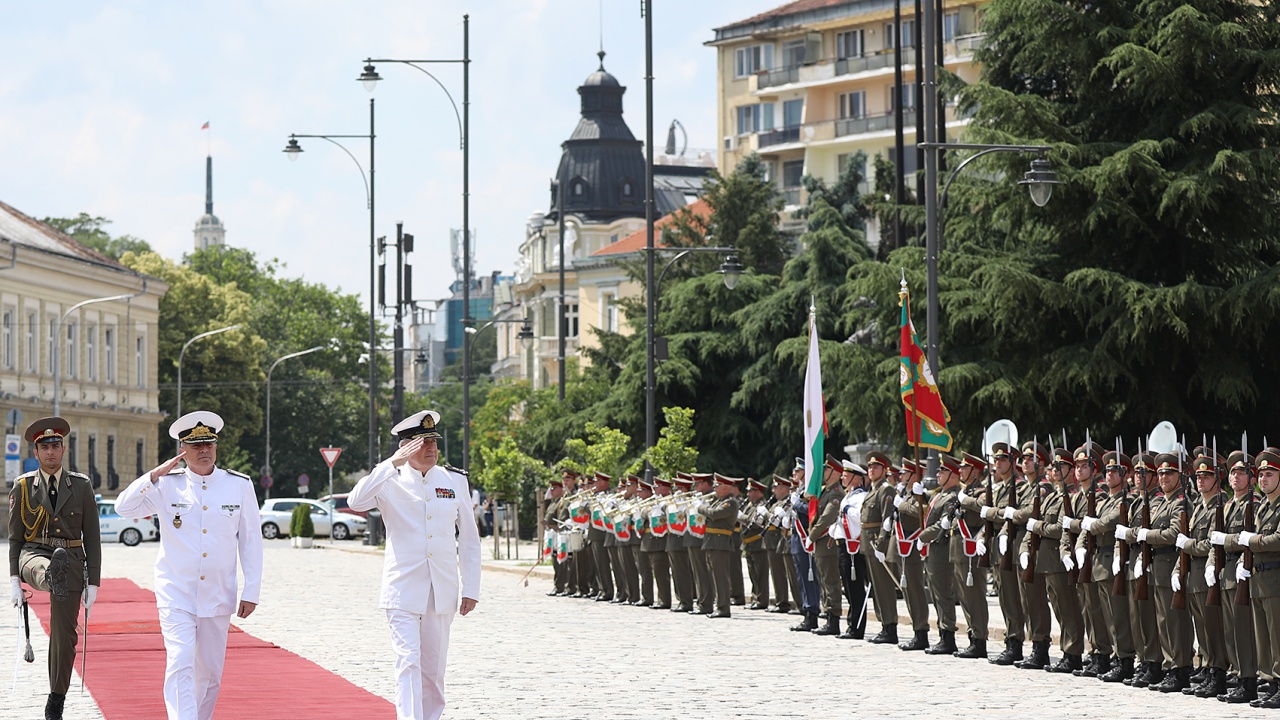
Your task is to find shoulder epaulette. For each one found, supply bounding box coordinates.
[443,464,470,477]
[67,471,90,480]
[226,469,251,481]
[166,467,185,475]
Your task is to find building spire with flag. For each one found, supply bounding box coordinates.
[899,276,952,452]
[803,297,826,521]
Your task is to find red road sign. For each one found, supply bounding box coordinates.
[319,447,343,468]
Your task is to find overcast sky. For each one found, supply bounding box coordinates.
[0,0,781,314]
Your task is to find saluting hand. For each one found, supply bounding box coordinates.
[150,450,189,483]
[390,438,424,468]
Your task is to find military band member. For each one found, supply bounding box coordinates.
[556,470,582,597]
[892,459,931,651]
[765,475,794,614]
[543,478,567,596]
[861,451,901,644]
[588,472,615,602]
[918,454,960,655]
[644,477,674,609]
[1216,448,1280,708]
[688,473,715,615]
[1213,450,1260,702]
[975,442,1025,665]
[618,475,642,605]
[1115,450,1163,688]
[1018,441,1084,673]
[952,451,991,658]
[8,417,101,720]
[789,460,821,631]
[808,456,845,636]
[1180,451,1227,698]
[741,478,771,610]
[668,473,695,612]
[634,478,656,607]
[117,411,264,720]
[563,470,595,598]
[729,479,747,607]
[833,460,869,640]
[1141,452,1194,692]
[703,474,740,618]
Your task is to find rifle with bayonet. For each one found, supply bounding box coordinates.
[1055,431,1076,586]
[1173,436,1191,609]
[1022,437,1042,584]
[1235,432,1254,607]
[1079,430,1098,584]
[1207,435,1225,607]
[1112,437,1130,597]
[1136,438,1152,601]
[1000,452,1018,573]
[979,457,995,569]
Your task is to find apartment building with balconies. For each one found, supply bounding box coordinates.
[709,0,987,226]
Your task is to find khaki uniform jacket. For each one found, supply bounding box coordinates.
[764,497,790,554]
[894,488,928,559]
[950,479,987,563]
[1220,492,1259,591]
[1075,488,1125,582]
[810,484,843,557]
[1020,483,1069,573]
[860,480,892,557]
[1186,492,1224,593]
[1227,494,1280,598]
[740,499,769,555]
[701,496,739,552]
[917,486,959,555]
[1144,490,1186,588]
[8,468,102,585]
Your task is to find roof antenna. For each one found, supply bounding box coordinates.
[598,0,606,69]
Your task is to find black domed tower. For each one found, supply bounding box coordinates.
[551,52,646,221]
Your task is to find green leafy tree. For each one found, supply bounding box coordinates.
[562,422,632,479]
[640,406,699,477]
[42,213,152,260]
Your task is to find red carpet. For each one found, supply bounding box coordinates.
[28,578,393,719]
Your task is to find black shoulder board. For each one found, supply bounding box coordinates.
[226,469,251,480]
[443,464,470,477]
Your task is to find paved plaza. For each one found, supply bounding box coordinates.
[2,540,1271,719]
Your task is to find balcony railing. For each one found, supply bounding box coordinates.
[758,126,802,148]
[835,48,915,77]
[948,33,986,58]
[835,109,918,137]
[756,65,801,89]
[780,187,802,206]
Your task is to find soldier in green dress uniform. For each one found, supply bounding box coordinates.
[702,474,740,618]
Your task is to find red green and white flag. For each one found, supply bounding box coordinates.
[803,299,826,521]
[899,281,953,452]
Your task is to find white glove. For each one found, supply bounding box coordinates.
[940,516,952,530]
[958,489,970,504]
[1002,506,1016,521]
[1019,552,1029,569]
[980,505,994,520]
[1133,561,1144,579]
[1237,562,1252,582]
[874,549,886,563]
[1081,516,1098,533]
[912,482,925,496]
[1075,547,1087,566]
[1114,524,1130,540]
[9,577,21,607]
[1112,555,1121,576]
[1175,533,1190,550]
[1209,531,1227,546]
[83,585,98,613]
[1136,528,1149,543]
[1205,563,1217,588]
[917,539,927,553]
[1239,531,1258,548]
[893,494,905,509]
[882,517,892,533]
[1170,569,1182,593]
[974,539,988,556]
[1026,518,1040,534]
[999,534,1008,555]
[1061,554,1075,572]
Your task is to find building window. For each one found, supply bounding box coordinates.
[88,434,99,489]
[136,439,145,477]
[782,38,806,68]
[839,91,866,120]
[86,323,97,381]
[104,327,115,382]
[107,435,117,491]
[734,44,774,78]
[890,83,918,110]
[47,317,56,374]
[26,312,36,372]
[887,145,920,177]
[944,12,960,42]
[565,302,579,338]
[782,160,805,190]
[1,308,12,370]
[601,292,618,333]
[783,99,804,129]
[885,20,915,49]
[836,29,865,59]
[621,181,633,199]
[67,434,77,473]
[736,103,774,135]
[65,322,77,378]
[135,335,146,388]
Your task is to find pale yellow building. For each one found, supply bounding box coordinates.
[709,0,988,232]
[0,200,168,495]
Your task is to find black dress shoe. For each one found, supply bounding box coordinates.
[671,605,692,612]
[898,630,930,651]
[595,595,613,602]
[650,604,671,610]
[867,626,898,644]
[989,637,1023,666]
[954,638,987,659]
[1222,677,1258,704]
[707,610,732,618]
[1047,654,1083,674]
[47,548,70,601]
[45,692,65,720]
[766,605,791,614]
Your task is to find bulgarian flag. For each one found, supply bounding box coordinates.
[802,299,826,522]
[898,281,953,452]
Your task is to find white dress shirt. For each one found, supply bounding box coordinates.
[116,467,263,617]
[348,460,482,615]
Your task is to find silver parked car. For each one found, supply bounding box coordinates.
[259,497,367,540]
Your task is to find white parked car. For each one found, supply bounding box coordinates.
[97,498,159,546]
[259,498,367,540]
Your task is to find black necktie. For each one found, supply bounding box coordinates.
[47,474,57,506]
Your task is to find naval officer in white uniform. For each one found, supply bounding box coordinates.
[116,411,263,720]
[348,409,481,720]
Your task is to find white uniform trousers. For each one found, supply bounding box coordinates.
[158,607,232,720]
[386,586,454,720]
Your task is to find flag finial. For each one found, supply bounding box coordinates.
[899,269,909,304]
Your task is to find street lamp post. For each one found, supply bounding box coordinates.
[176,323,241,451]
[265,344,327,499]
[53,283,147,416]
[283,101,377,470]
[358,13,471,470]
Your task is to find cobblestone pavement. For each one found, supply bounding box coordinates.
[2,539,1271,719]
